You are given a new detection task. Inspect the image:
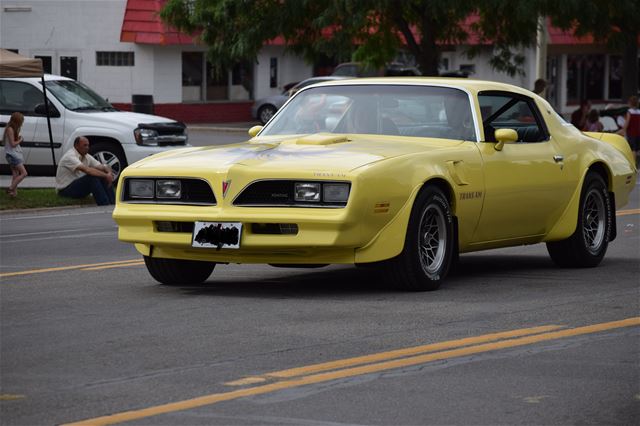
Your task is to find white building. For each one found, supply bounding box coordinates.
[1,0,635,122]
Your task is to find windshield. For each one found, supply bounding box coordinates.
[43,80,115,111]
[261,85,477,141]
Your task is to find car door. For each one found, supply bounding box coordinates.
[472,91,573,243]
[0,80,37,164]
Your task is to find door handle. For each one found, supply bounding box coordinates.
[553,155,564,163]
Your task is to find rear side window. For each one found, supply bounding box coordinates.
[0,81,43,115]
[479,92,549,143]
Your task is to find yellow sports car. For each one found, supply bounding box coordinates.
[112,78,637,291]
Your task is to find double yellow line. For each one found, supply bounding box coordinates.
[0,259,144,278]
[65,317,640,426]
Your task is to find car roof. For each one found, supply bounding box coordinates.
[1,74,73,82]
[308,77,535,97]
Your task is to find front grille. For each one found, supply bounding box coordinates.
[122,178,216,205]
[155,221,194,233]
[251,223,299,235]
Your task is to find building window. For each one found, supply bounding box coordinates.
[608,56,623,100]
[270,58,278,88]
[96,51,134,66]
[567,55,605,103]
[35,55,52,74]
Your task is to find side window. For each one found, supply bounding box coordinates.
[0,81,43,116]
[479,93,548,143]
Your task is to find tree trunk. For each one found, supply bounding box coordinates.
[418,16,440,76]
[621,31,639,101]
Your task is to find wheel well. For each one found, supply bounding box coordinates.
[420,178,455,211]
[588,162,611,190]
[86,136,127,163]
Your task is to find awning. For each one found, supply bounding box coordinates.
[0,49,43,77]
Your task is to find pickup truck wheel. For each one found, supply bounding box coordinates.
[546,172,611,267]
[383,186,454,291]
[258,105,277,124]
[90,141,127,179]
[143,256,216,286]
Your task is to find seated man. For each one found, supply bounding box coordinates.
[55,136,115,205]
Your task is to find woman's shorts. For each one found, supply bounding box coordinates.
[5,152,24,166]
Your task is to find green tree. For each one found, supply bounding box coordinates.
[161,0,545,77]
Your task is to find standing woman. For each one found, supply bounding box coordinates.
[3,112,28,197]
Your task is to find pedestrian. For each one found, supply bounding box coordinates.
[571,99,591,130]
[584,109,604,132]
[55,136,115,205]
[618,95,640,167]
[2,112,28,198]
[533,79,547,97]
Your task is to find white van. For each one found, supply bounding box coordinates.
[0,74,188,178]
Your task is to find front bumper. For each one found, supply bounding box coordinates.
[112,203,366,264]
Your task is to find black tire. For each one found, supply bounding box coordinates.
[382,186,455,291]
[546,172,612,268]
[258,105,277,124]
[143,256,215,286]
[90,141,127,180]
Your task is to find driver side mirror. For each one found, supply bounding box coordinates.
[248,125,263,138]
[34,103,61,118]
[494,128,518,151]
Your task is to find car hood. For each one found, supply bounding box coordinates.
[72,111,179,127]
[131,133,463,174]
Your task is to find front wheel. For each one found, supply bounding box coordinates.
[383,186,455,291]
[143,256,216,286]
[90,141,127,180]
[258,105,277,124]
[546,172,612,267]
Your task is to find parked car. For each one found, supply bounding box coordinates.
[0,74,188,178]
[332,62,422,77]
[251,76,351,124]
[113,78,636,291]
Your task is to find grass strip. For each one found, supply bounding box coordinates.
[0,188,95,210]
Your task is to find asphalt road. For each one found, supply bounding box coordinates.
[0,183,638,425]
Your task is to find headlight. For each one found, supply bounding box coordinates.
[156,179,181,198]
[129,179,154,198]
[323,183,350,203]
[133,128,159,146]
[295,183,321,202]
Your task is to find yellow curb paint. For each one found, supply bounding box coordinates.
[81,262,145,271]
[0,259,141,278]
[63,317,640,426]
[226,324,563,385]
[616,208,640,216]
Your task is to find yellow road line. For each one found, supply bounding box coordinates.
[64,317,640,426]
[81,262,145,271]
[0,259,141,278]
[225,324,563,385]
[617,208,640,216]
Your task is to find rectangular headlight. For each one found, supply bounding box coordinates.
[129,179,154,198]
[295,182,321,202]
[156,179,182,198]
[323,183,350,203]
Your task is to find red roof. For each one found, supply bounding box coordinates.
[121,3,614,47]
[120,0,194,45]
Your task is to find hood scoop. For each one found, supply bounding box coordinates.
[293,133,350,146]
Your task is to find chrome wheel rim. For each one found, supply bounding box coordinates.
[418,203,447,275]
[93,150,122,178]
[583,188,606,254]
[260,107,275,124]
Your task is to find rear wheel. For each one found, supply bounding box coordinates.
[90,141,127,180]
[546,172,611,267]
[383,186,454,291]
[143,256,216,286]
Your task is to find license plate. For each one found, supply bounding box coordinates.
[192,222,242,249]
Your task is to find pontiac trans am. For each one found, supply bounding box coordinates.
[112,79,637,291]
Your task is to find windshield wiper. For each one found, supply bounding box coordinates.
[101,106,118,112]
[72,106,101,112]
